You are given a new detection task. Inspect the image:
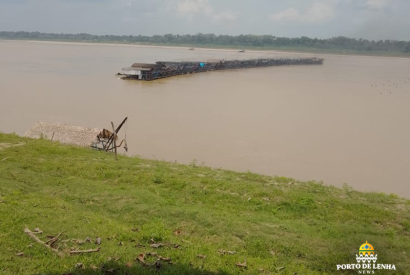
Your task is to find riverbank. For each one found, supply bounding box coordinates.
[1,133,409,274]
[2,38,410,59]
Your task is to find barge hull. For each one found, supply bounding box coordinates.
[120,58,324,81]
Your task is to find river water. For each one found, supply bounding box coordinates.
[1,40,410,197]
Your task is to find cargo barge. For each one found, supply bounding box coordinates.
[119,58,324,81]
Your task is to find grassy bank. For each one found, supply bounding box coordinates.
[0,133,409,274]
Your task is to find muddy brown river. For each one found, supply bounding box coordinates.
[1,40,410,197]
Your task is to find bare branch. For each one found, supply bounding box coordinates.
[69,247,100,255]
[24,228,64,257]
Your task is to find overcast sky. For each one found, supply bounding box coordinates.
[1,0,410,40]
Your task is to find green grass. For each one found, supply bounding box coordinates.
[0,133,409,275]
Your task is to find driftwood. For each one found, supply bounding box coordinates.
[150,243,165,248]
[158,256,171,262]
[33,228,43,234]
[25,228,100,256]
[95,237,101,245]
[24,228,64,257]
[235,259,247,268]
[45,231,65,246]
[218,249,236,255]
[70,247,100,255]
[135,253,172,269]
[235,261,247,268]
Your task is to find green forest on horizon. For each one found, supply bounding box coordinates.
[1,31,410,56]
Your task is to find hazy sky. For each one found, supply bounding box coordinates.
[1,0,410,40]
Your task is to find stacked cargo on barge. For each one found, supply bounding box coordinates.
[119,58,324,81]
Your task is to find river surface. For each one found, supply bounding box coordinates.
[1,40,410,197]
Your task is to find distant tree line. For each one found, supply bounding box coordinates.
[1,31,410,54]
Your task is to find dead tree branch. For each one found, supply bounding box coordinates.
[69,247,100,255]
[24,228,64,257]
[45,231,65,246]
